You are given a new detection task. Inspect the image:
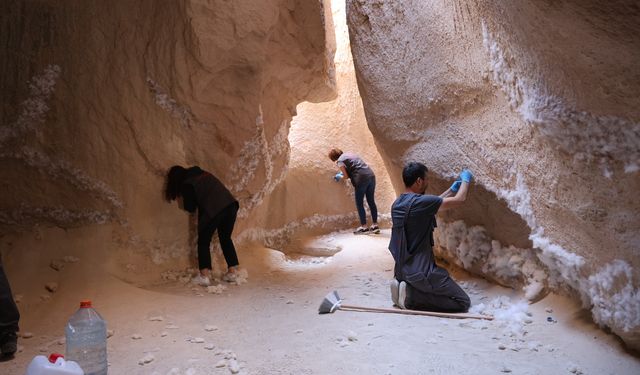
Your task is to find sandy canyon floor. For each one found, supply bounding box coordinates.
[1,230,639,374]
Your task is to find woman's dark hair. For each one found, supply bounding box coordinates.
[402,162,428,187]
[328,148,343,162]
[165,165,187,201]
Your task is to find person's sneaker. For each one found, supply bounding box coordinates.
[222,271,238,283]
[398,281,407,309]
[369,224,380,234]
[353,226,369,235]
[390,279,400,307]
[191,274,211,286]
[0,331,17,358]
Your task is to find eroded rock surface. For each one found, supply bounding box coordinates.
[346,0,639,349]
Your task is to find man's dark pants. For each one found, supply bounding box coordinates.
[405,267,471,313]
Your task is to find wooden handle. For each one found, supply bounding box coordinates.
[340,304,493,320]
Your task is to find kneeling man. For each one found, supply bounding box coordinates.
[389,162,472,312]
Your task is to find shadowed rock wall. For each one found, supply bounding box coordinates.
[0,0,337,281]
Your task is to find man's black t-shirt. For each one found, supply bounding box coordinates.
[389,193,443,276]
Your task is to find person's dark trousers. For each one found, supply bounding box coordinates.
[0,257,20,335]
[197,202,240,270]
[354,176,378,225]
[405,271,471,313]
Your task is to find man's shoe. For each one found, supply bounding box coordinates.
[390,279,400,307]
[353,226,369,235]
[191,274,211,286]
[398,281,407,309]
[369,225,380,234]
[0,331,17,357]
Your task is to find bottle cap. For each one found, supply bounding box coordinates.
[80,300,92,308]
[48,353,64,363]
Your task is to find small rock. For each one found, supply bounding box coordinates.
[498,344,506,350]
[545,307,553,313]
[215,360,226,368]
[368,323,374,326]
[223,350,236,360]
[568,363,583,374]
[22,332,34,339]
[138,354,155,365]
[228,359,240,373]
[524,319,533,324]
[106,329,114,338]
[347,331,358,342]
[148,316,164,322]
[204,325,218,332]
[40,294,51,302]
[63,255,80,263]
[131,334,143,340]
[191,337,205,343]
[286,300,294,304]
[295,329,303,334]
[160,332,168,337]
[204,343,215,350]
[14,294,23,304]
[500,366,512,373]
[50,260,65,271]
[206,285,227,294]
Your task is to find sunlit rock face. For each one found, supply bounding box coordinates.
[0,0,336,279]
[274,0,396,252]
[346,0,640,349]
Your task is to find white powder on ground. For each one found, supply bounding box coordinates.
[470,296,530,337]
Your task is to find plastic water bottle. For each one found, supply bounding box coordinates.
[65,300,107,375]
[25,353,84,375]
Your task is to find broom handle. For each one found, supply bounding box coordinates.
[339,304,493,320]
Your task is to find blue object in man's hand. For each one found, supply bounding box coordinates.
[460,169,473,183]
[450,180,462,192]
[334,172,344,182]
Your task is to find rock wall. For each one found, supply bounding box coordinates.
[346,0,640,349]
[0,0,337,283]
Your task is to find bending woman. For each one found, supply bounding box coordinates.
[165,165,240,285]
[329,149,379,234]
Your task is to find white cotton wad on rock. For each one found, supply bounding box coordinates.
[587,260,640,340]
[435,220,548,301]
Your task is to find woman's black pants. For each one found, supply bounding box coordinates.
[197,202,240,270]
